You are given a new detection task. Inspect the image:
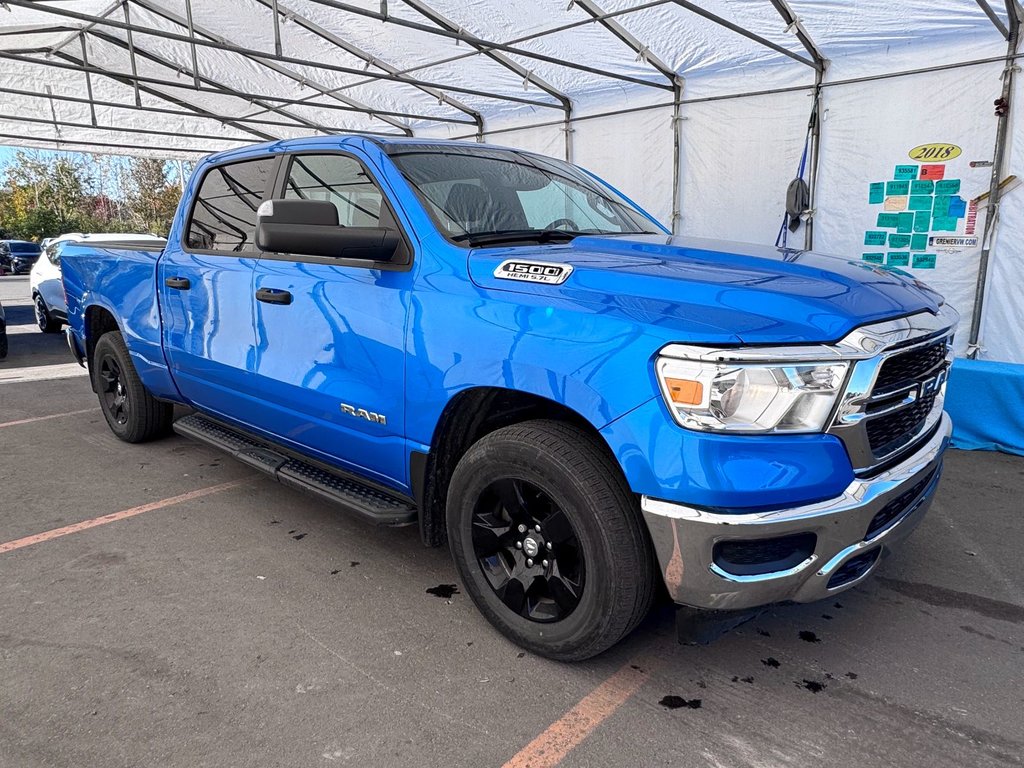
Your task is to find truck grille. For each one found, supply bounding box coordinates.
[873,340,948,393]
[866,391,937,455]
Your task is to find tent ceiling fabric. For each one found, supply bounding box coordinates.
[0,0,1013,154]
[0,0,1021,364]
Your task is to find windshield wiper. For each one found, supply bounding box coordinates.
[451,229,583,246]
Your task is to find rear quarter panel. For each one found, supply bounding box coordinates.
[62,244,182,401]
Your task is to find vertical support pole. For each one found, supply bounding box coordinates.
[177,159,186,193]
[184,0,201,89]
[79,34,98,127]
[804,67,824,251]
[123,1,142,107]
[563,103,573,163]
[44,85,62,139]
[670,77,684,235]
[271,0,283,56]
[968,17,1020,357]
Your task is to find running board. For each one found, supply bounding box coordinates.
[173,413,416,526]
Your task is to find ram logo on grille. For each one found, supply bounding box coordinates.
[494,259,574,285]
[920,367,948,397]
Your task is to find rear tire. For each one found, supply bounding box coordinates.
[92,331,173,443]
[447,420,655,661]
[0,322,7,360]
[35,295,61,333]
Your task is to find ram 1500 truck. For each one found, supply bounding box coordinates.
[61,136,955,661]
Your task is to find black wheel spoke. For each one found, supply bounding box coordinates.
[493,478,529,521]
[471,477,585,623]
[543,509,574,544]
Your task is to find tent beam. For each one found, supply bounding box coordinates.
[569,0,682,228]
[81,30,342,137]
[126,0,414,136]
[247,0,483,138]
[47,48,280,142]
[976,0,1010,38]
[3,0,565,109]
[78,33,99,127]
[0,131,214,155]
[0,47,461,127]
[669,0,818,69]
[0,112,256,144]
[0,84,398,134]
[122,1,142,107]
[767,0,827,66]
[399,0,572,154]
[300,0,673,90]
[968,1,1021,355]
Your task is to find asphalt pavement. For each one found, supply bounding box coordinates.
[1,273,1022,768]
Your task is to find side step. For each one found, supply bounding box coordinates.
[173,413,416,526]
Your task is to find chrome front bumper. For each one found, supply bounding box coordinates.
[641,412,952,611]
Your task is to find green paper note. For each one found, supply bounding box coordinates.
[886,180,911,196]
[911,180,934,195]
[888,234,911,248]
[869,182,885,204]
[935,179,961,195]
[862,253,885,264]
[914,211,931,232]
[908,195,933,211]
[910,233,928,251]
[877,213,900,228]
[933,195,952,216]
[894,165,919,180]
[912,253,937,269]
[887,252,911,267]
[932,216,958,232]
[897,212,915,233]
[864,231,888,246]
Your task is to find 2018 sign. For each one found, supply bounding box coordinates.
[908,143,961,162]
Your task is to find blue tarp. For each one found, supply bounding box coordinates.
[946,358,1024,457]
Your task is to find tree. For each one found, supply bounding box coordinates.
[123,158,181,237]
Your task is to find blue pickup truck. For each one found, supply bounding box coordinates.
[61,135,955,660]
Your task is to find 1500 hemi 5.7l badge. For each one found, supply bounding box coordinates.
[494,259,574,285]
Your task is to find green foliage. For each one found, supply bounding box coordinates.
[0,150,188,241]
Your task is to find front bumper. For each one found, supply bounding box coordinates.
[641,412,951,611]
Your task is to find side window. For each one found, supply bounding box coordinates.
[187,158,275,252]
[48,242,64,265]
[285,155,384,228]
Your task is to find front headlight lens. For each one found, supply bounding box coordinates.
[656,355,848,433]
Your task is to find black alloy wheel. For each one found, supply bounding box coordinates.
[98,354,130,427]
[471,477,585,623]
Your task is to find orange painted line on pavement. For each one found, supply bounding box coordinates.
[502,661,649,768]
[0,479,247,555]
[0,408,96,429]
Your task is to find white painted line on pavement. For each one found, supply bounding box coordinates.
[0,362,89,383]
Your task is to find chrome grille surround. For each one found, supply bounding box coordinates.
[827,306,958,472]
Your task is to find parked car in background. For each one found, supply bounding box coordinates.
[31,233,166,333]
[0,240,43,275]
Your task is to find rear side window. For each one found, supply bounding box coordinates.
[187,158,275,252]
[284,154,384,227]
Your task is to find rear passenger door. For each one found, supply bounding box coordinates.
[250,152,413,491]
[160,156,277,423]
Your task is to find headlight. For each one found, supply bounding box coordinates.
[656,354,848,433]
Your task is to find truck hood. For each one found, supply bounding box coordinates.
[466,234,945,345]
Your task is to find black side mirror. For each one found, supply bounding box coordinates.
[255,199,401,261]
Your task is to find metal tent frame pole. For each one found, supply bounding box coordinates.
[967,0,1022,357]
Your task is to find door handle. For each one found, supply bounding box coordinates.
[164,276,191,290]
[256,287,293,305]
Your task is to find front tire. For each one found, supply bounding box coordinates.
[35,295,61,333]
[447,420,655,661]
[92,331,173,443]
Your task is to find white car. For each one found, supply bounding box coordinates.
[30,233,166,333]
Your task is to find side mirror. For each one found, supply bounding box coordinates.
[255,199,401,261]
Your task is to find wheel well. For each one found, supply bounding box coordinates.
[415,387,622,547]
[84,306,120,368]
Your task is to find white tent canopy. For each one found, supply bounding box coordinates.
[0,0,1021,361]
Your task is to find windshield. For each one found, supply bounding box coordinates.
[385,144,663,246]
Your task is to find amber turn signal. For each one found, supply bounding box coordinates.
[665,377,703,405]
